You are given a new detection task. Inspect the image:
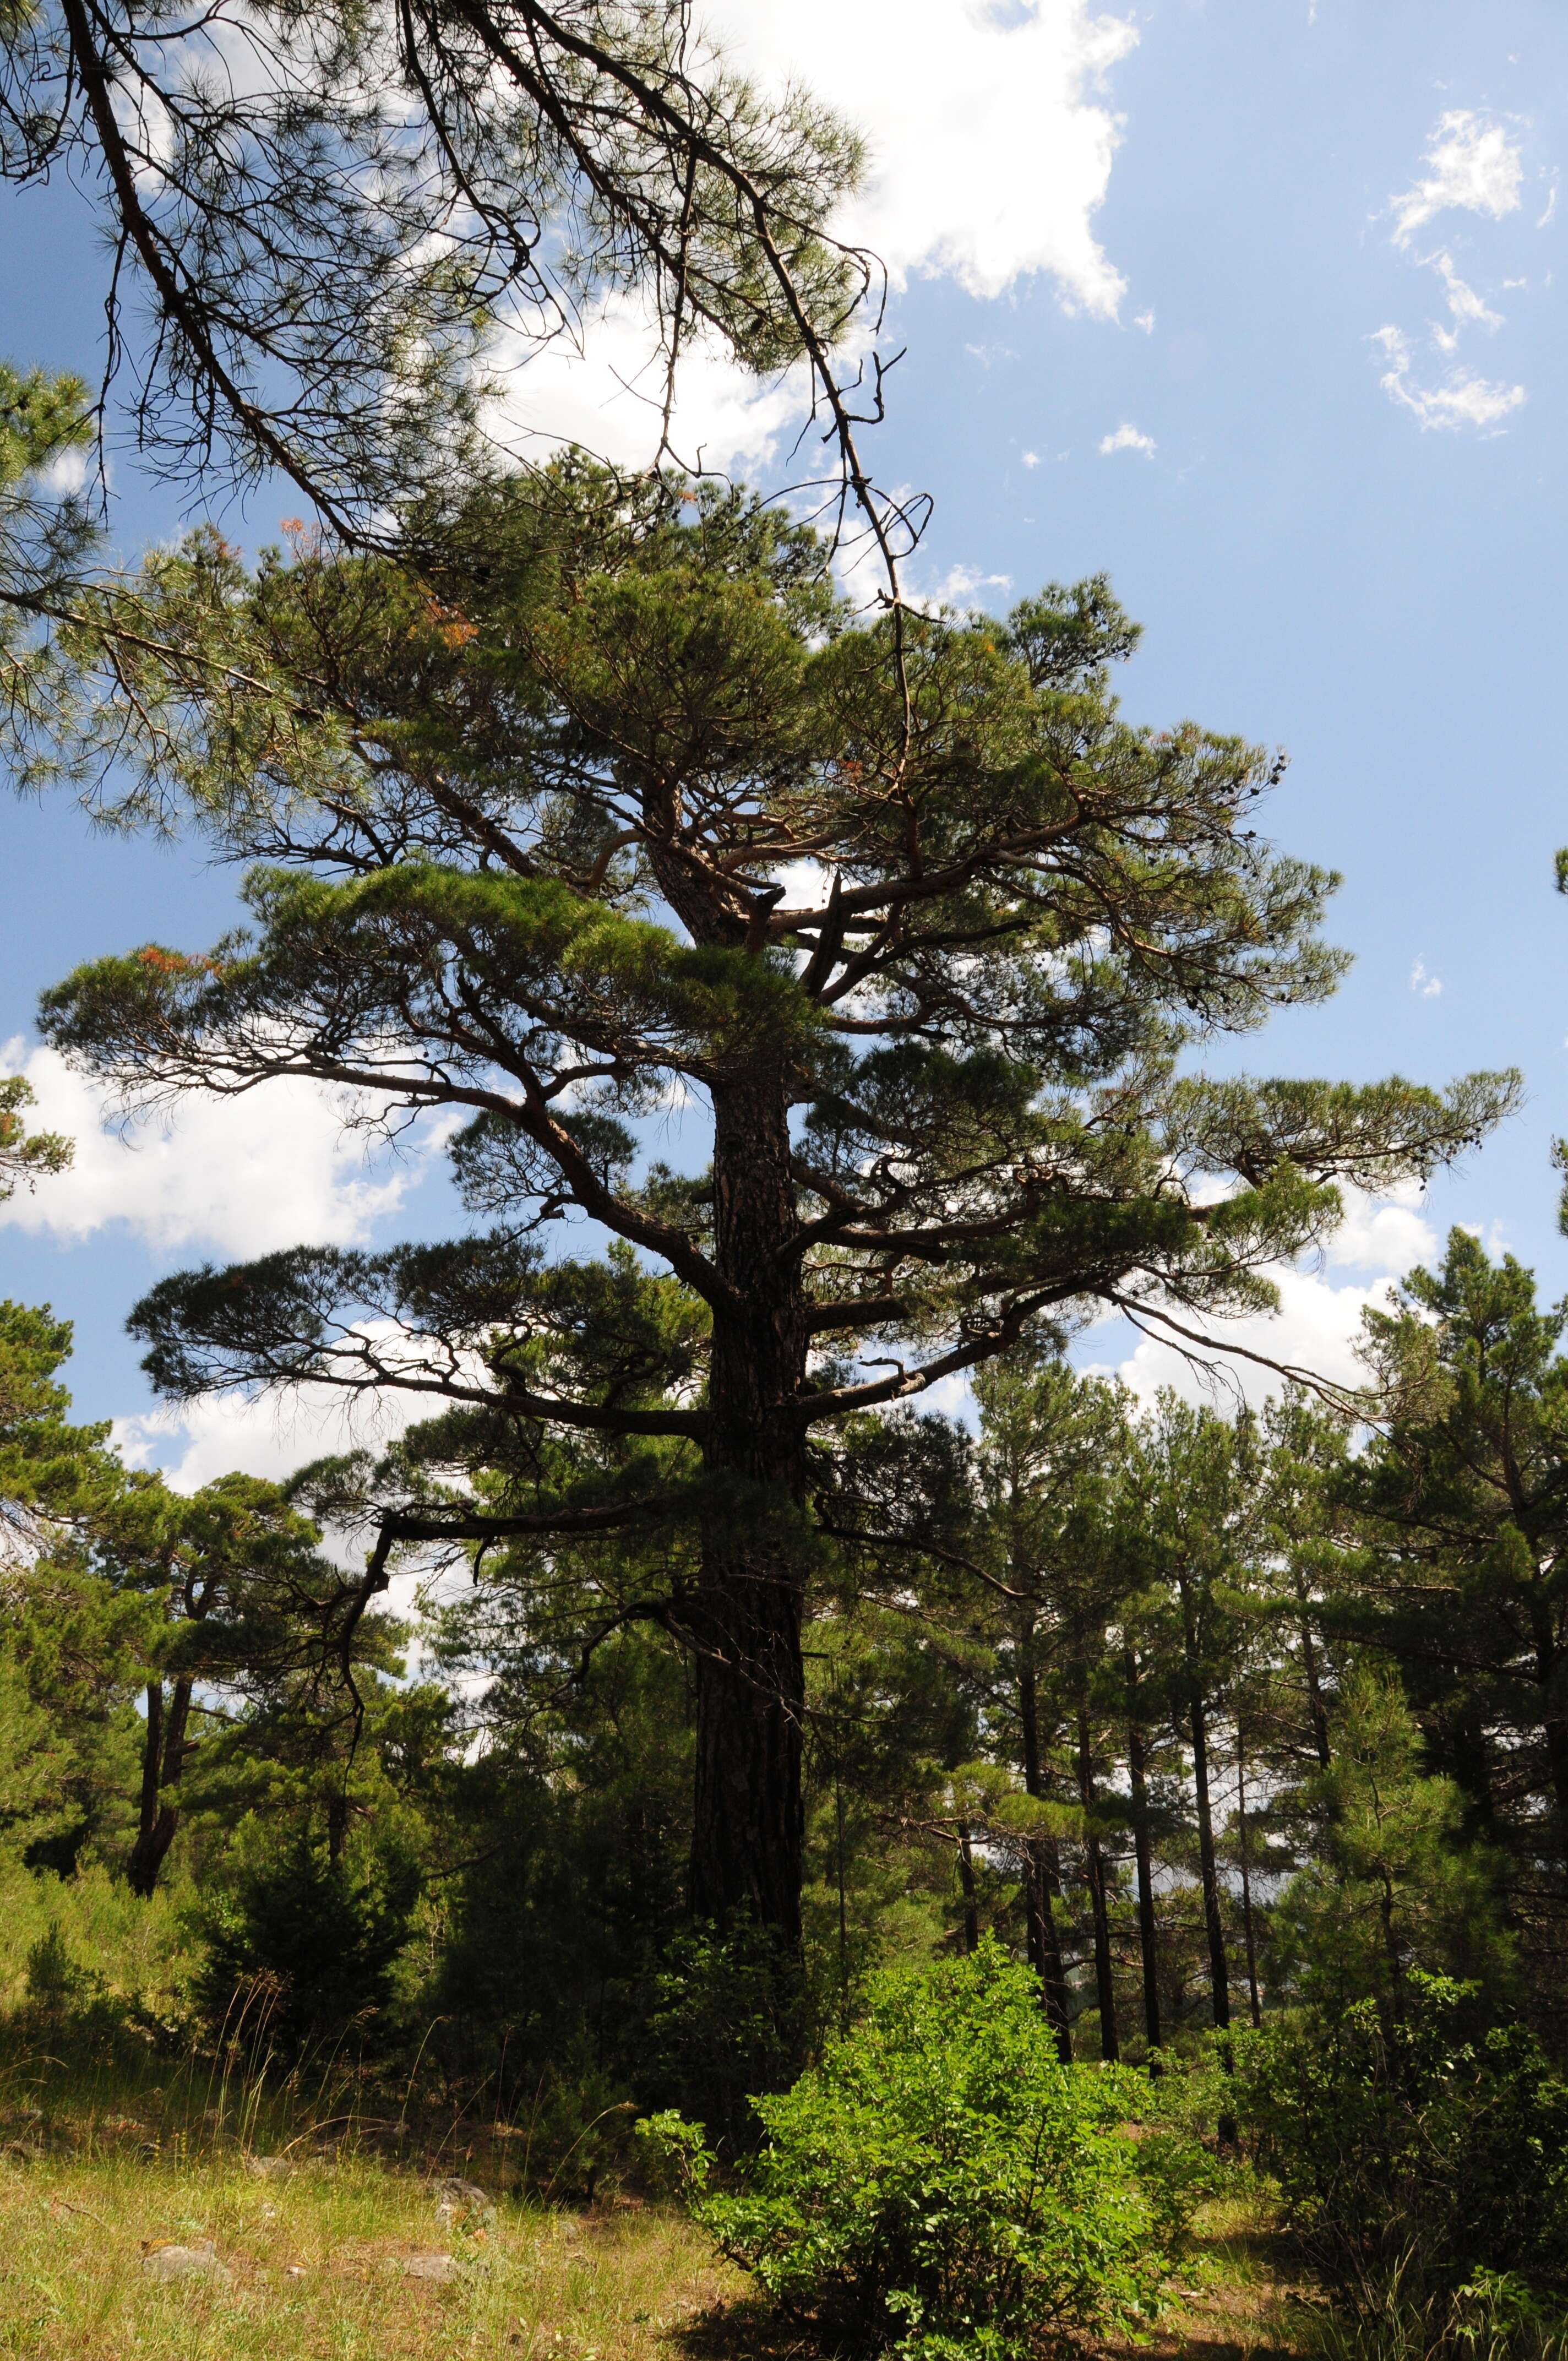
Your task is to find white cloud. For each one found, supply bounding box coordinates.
[1409,958,1442,999]
[1133,309,1156,333]
[113,1320,481,1493]
[1391,111,1524,247]
[1021,449,1042,469]
[485,0,1139,477]
[1428,251,1502,349]
[36,447,91,497]
[486,294,809,479]
[709,0,1136,312]
[1098,421,1156,456]
[1327,1181,1437,1274]
[1098,1264,1390,1411]
[0,1038,456,1256]
[1082,1185,1436,1412]
[911,561,1014,612]
[115,1373,421,1494]
[1373,325,1525,432]
[116,1377,424,1502]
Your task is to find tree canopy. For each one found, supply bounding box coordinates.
[0,0,884,536]
[23,461,1519,1946]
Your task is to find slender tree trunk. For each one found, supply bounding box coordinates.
[1179,1584,1231,2032]
[1449,1696,1499,1834]
[1235,1726,1262,2029]
[688,1074,809,1948]
[1075,1707,1119,2062]
[129,1680,165,1899]
[326,1791,350,1868]
[1189,1689,1231,2031]
[1298,1598,1332,1772]
[957,1823,979,1953]
[1525,1590,1568,1866]
[1020,1656,1073,2060]
[1180,1580,1237,2142]
[128,1675,194,1899]
[1125,1657,1162,2058]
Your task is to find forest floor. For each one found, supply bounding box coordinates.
[0,2083,1305,2361]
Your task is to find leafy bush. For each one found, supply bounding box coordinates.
[642,1937,1194,2361]
[1237,1974,1568,2309]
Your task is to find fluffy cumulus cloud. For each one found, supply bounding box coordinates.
[1098,421,1155,456]
[1083,1184,1438,1411]
[491,0,1137,475]
[1391,111,1525,246]
[709,0,1135,309]
[113,1332,436,1493]
[487,292,809,479]
[0,1038,457,1257]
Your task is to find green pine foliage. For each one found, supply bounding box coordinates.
[3,4,1566,2346]
[17,458,1518,1955]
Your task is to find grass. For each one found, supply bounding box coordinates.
[0,2065,749,2361]
[0,2048,1309,2361]
[1120,2191,1306,2361]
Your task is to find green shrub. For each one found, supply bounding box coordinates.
[1237,1974,1568,2309]
[641,1936,1193,2360]
[193,1820,420,2056]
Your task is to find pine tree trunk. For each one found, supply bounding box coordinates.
[688,1074,809,1947]
[1076,1707,1119,2062]
[957,1823,979,1952]
[1125,1657,1162,2058]
[1294,1575,1331,1771]
[1189,1689,1230,2031]
[1179,1582,1231,2032]
[129,1680,165,1900]
[128,1675,193,1900]
[1020,1655,1073,2060]
[1525,1586,1568,1866]
[1236,1727,1262,2029]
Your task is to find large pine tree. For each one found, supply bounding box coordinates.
[31,467,1515,1946]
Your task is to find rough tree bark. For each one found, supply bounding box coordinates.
[1075,1706,1120,2063]
[1020,1652,1074,2060]
[1235,1724,1262,2030]
[128,1674,195,1899]
[1179,1578,1231,2033]
[1125,1652,1162,2058]
[957,1824,980,1953]
[1525,1580,1568,1869]
[687,1071,809,1944]
[1293,1570,1332,1772]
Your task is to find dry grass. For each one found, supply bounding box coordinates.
[0,2070,1305,2361]
[0,2122,745,2360]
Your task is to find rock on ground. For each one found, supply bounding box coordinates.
[140,2239,233,2283]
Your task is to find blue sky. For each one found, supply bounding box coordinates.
[3,0,1567,1475]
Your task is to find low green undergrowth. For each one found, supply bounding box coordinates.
[643,1938,1219,2361]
